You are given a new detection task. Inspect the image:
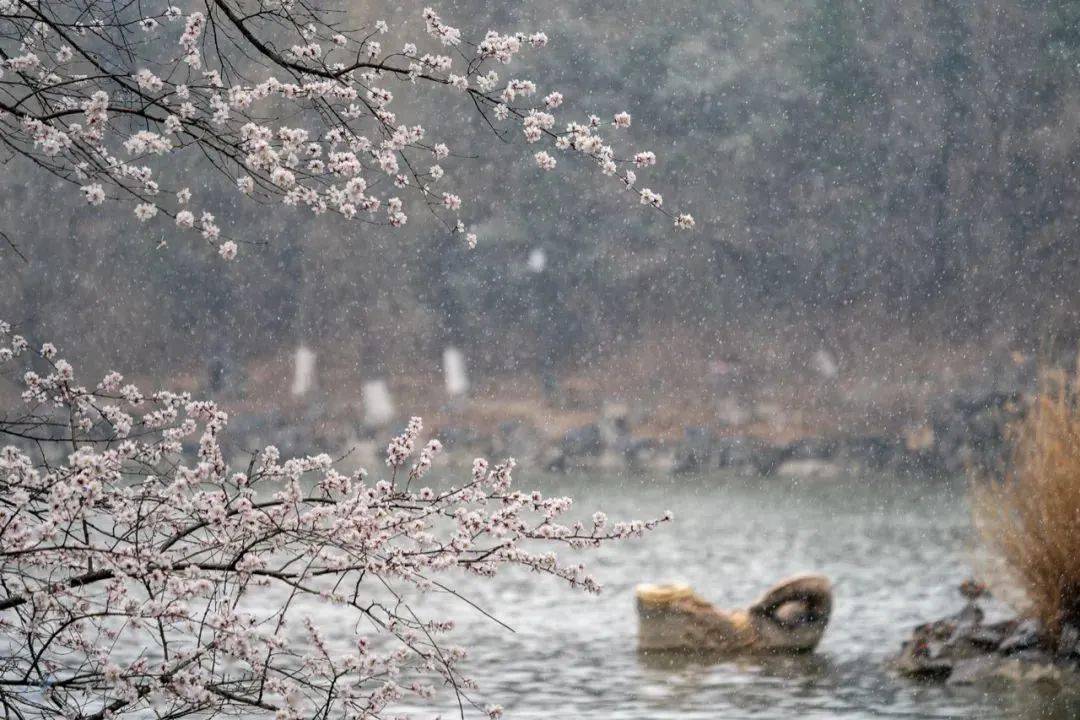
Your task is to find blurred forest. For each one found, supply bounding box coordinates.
[4,0,1080,436]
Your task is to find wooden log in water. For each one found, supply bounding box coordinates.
[636,574,832,654]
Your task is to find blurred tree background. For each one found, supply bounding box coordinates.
[4,0,1079,424]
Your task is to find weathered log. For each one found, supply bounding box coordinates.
[635,574,832,654]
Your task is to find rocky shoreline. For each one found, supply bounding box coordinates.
[219,388,1025,478]
[894,598,1080,687]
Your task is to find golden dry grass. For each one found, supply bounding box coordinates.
[973,368,1080,643]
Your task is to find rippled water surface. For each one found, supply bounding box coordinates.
[394,471,1080,719]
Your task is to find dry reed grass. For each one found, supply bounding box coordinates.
[973,368,1080,643]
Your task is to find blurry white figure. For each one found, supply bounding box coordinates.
[715,397,750,427]
[291,345,317,397]
[811,348,839,379]
[362,379,395,427]
[527,247,547,273]
[443,346,469,398]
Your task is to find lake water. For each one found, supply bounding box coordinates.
[394,471,1080,720]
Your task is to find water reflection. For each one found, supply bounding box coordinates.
[637,648,833,676]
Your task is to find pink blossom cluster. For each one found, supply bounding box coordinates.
[0,2,693,259]
[0,324,670,719]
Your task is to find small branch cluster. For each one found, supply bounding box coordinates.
[0,322,669,719]
[0,1,694,258]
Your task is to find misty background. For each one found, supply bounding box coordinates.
[4,0,1079,443]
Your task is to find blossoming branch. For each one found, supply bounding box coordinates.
[0,1,694,260]
[0,322,670,719]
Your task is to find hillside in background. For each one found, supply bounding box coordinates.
[4,0,1080,450]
